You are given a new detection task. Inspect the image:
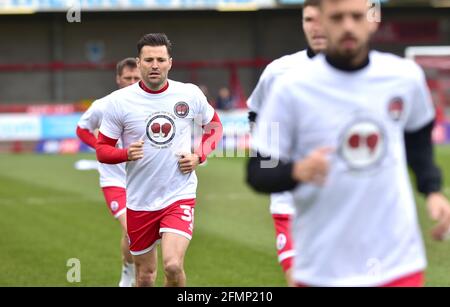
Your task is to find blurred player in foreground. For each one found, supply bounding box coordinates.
[76,58,140,287]
[96,33,223,287]
[247,0,327,286]
[247,0,450,287]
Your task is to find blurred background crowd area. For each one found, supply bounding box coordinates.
[0,0,450,153]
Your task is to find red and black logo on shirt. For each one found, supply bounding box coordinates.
[146,113,176,147]
[174,101,189,118]
[387,97,404,122]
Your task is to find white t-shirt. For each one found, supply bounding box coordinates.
[99,80,215,212]
[254,51,434,286]
[248,50,310,215]
[78,97,126,188]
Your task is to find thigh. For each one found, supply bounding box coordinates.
[160,199,196,241]
[127,208,161,256]
[133,247,158,271]
[161,232,190,264]
[160,199,196,262]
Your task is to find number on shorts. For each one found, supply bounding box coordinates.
[180,205,193,222]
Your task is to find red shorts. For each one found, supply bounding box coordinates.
[272,214,294,272]
[295,271,425,287]
[380,271,424,287]
[127,199,196,256]
[102,187,127,219]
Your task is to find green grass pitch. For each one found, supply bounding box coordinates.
[0,147,449,286]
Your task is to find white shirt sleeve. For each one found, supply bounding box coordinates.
[247,66,273,113]
[247,52,305,113]
[77,100,103,132]
[404,61,436,132]
[98,96,123,140]
[253,77,297,163]
[191,84,215,125]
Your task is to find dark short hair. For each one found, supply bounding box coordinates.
[304,0,321,8]
[116,57,137,76]
[137,33,172,57]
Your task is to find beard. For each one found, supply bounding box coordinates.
[327,39,369,68]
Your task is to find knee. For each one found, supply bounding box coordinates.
[136,265,157,286]
[164,260,183,278]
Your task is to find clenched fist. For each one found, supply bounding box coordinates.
[127,140,144,161]
[427,192,450,241]
[292,147,334,185]
[178,153,200,174]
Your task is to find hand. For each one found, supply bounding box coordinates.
[178,153,200,174]
[127,140,144,161]
[426,192,450,241]
[292,147,334,185]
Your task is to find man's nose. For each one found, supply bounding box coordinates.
[311,21,321,32]
[342,15,356,32]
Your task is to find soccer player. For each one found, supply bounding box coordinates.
[96,33,223,287]
[76,57,140,287]
[246,0,326,286]
[247,0,450,287]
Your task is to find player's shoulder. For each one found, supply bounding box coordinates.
[112,82,140,97]
[370,50,424,79]
[370,50,415,67]
[265,50,308,74]
[170,79,197,89]
[271,50,308,66]
[89,92,116,112]
[277,52,318,82]
[107,82,140,102]
[169,79,203,96]
[99,84,138,112]
[92,92,114,104]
